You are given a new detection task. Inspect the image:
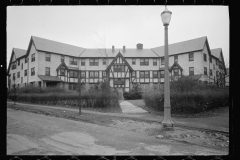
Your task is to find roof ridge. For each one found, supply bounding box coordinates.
[31,35,85,49]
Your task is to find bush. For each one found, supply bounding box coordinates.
[143,78,229,114]
[123,83,142,100]
[8,81,119,109]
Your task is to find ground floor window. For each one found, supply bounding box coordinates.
[68,83,77,90]
[140,83,150,91]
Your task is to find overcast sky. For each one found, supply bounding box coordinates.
[7,6,229,67]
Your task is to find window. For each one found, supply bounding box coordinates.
[25,57,28,63]
[45,67,50,76]
[189,53,194,61]
[174,55,178,62]
[161,58,165,65]
[113,65,125,72]
[60,69,65,76]
[140,83,150,91]
[216,71,219,77]
[160,71,164,78]
[210,69,213,76]
[81,59,85,66]
[189,67,194,75]
[89,71,99,78]
[213,64,215,70]
[61,55,64,62]
[153,71,158,78]
[89,59,99,66]
[11,62,16,70]
[70,57,77,65]
[18,60,20,66]
[140,71,149,78]
[69,83,77,90]
[81,71,86,78]
[174,69,179,76]
[17,72,20,78]
[216,60,219,66]
[46,53,51,61]
[114,78,125,85]
[13,73,15,80]
[31,67,35,76]
[153,59,157,66]
[102,71,106,77]
[140,59,149,66]
[21,77,23,83]
[69,70,78,78]
[204,67,207,75]
[209,57,212,63]
[103,59,107,65]
[24,70,27,76]
[132,71,136,77]
[132,59,136,65]
[31,53,35,62]
[204,53,207,62]
[21,63,23,70]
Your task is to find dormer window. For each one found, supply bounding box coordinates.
[46,53,51,61]
[31,53,35,62]
[70,57,77,65]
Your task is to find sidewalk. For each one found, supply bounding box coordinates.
[7,101,229,133]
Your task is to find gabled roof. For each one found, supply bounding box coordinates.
[151,36,207,57]
[106,51,133,71]
[38,75,63,82]
[7,48,27,74]
[56,62,68,71]
[30,36,86,57]
[211,48,222,59]
[169,62,183,72]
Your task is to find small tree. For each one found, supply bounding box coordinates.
[76,79,85,115]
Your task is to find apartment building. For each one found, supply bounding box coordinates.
[7,36,227,92]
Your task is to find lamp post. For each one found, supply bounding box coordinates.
[161,6,173,129]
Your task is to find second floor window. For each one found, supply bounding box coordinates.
[153,59,157,66]
[45,67,50,76]
[81,59,86,66]
[31,67,35,76]
[189,67,194,75]
[69,70,78,78]
[46,53,51,61]
[209,57,212,63]
[140,59,149,66]
[70,57,77,65]
[153,71,158,78]
[103,59,107,65]
[89,71,99,78]
[13,73,15,80]
[90,59,98,66]
[189,53,194,61]
[174,69,179,76]
[11,62,16,70]
[132,71,136,77]
[140,71,149,78]
[25,57,28,63]
[81,71,86,78]
[213,64,215,70]
[161,58,165,65]
[204,67,207,75]
[31,53,35,62]
[210,69,213,76]
[174,55,178,62]
[18,60,20,66]
[132,59,136,65]
[160,71,164,78]
[17,72,20,78]
[204,53,207,62]
[114,65,124,72]
[21,63,23,70]
[24,70,27,76]
[60,69,65,76]
[102,71,106,77]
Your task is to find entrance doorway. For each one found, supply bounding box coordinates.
[46,81,59,87]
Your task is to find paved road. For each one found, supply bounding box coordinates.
[7,108,227,155]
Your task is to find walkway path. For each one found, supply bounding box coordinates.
[119,101,148,113]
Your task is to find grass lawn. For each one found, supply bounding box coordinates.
[126,99,229,118]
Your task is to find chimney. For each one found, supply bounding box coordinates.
[137,43,143,49]
[123,45,126,52]
[112,45,115,52]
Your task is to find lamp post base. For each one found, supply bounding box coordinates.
[162,107,174,130]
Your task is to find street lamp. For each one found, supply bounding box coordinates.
[161,6,173,129]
